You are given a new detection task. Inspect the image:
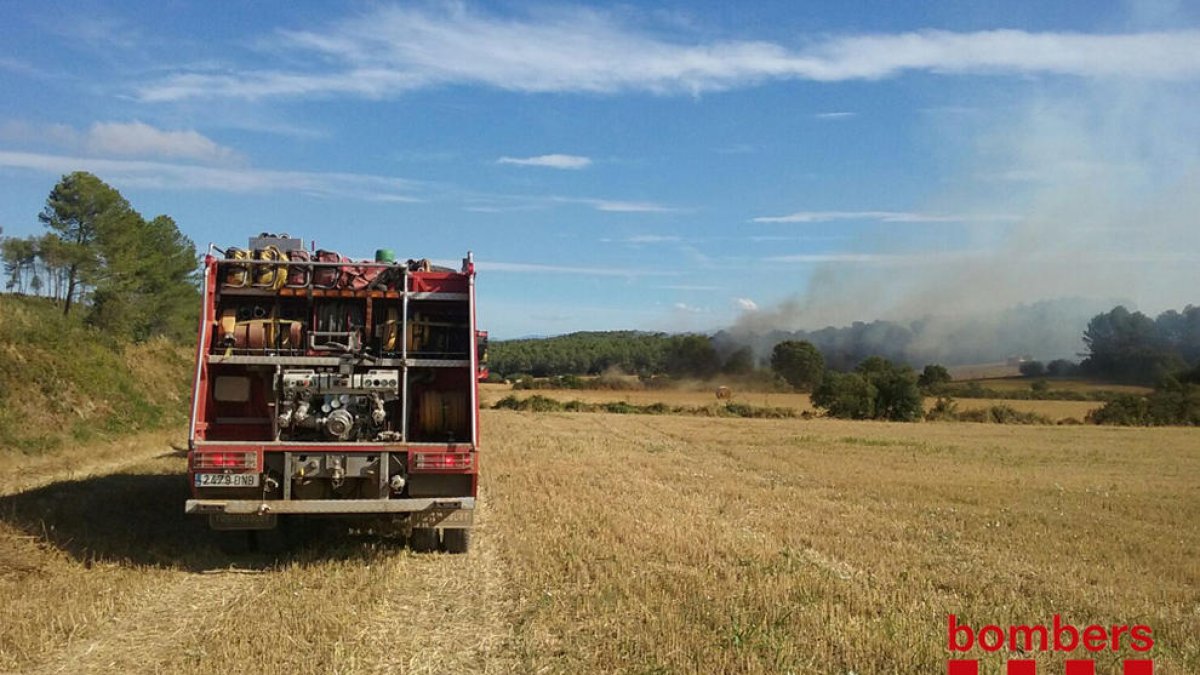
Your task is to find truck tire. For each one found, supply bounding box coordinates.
[409,527,438,553]
[442,528,470,554]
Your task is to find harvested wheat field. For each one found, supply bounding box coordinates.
[1,411,1197,674]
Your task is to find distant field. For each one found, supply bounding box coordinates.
[947,362,1021,380]
[480,383,815,411]
[481,383,1104,421]
[965,376,1152,394]
[1,413,1196,673]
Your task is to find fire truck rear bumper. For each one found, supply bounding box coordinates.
[187,497,474,521]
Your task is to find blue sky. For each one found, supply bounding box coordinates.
[2,1,1199,338]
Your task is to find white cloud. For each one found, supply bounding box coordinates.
[464,194,681,214]
[85,121,239,163]
[135,6,1200,102]
[588,199,679,213]
[734,297,759,311]
[814,111,856,119]
[0,150,421,202]
[497,153,591,169]
[624,234,681,243]
[455,260,677,277]
[673,302,706,313]
[751,210,1020,223]
[661,284,721,291]
[767,253,903,264]
[0,120,240,164]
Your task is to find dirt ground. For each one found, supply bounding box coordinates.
[1,411,1196,673]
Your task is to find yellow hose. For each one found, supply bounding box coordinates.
[254,245,288,290]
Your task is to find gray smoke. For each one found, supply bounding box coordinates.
[728,74,1200,366]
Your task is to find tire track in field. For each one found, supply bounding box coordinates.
[356,488,516,674]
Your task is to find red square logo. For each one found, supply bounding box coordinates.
[1007,659,1036,675]
[1065,661,1096,675]
[948,660,979,675]
[1124,660,1153,675]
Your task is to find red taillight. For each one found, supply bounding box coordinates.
[194,451,257,470]
[411,452,474,471]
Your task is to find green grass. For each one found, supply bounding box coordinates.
[0,295,192,453]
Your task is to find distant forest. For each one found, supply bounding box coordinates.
[490,304,1200,385]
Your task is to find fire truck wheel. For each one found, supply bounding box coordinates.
[442,528,470,554]
[409,527,439,553]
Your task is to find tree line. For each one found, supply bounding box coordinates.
[1079,305,1200,384]
[490,332,731,379]
[0,172,199,341]
[493,305,1200,383]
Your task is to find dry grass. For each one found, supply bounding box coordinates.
[1,414,1196,673]
[485,412,1199,673]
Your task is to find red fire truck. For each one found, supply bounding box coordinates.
[185,235,483,553]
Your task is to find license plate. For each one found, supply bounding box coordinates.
[195,473,259,488]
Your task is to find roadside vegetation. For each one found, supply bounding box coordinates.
[0,172,198,452]
[0,295,192,453]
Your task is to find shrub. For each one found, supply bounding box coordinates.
[924,397,959,422]
[771,340,824,391]
[917,364,952,393]
[1087,394,1151,425]
[1019,361,1046,377]
[1089,382,1200,426]
[1046,359,1080,377]
[956,405,1051,425]
[812,371,875,420]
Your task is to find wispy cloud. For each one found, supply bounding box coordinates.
[0,120,241,164]
[85,121,240,163]
[767,253,897,264]
[470,260,677,277]
[464,194,681,214]
[497,153,591,169]
[586,199,680,213]
[0,150,422,202]
[734,297,759,311]
[814,111,856,119]
[751,210,1020,224]
[661,284,722,291]
[0,57,49,78]
[623,234,682,243]
[135,6,1200,102]
[46,12,142,51]
[765,251,992,265]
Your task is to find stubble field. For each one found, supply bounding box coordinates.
[1,410,1196,673]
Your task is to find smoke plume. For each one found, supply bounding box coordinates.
[729,68,1200,367]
